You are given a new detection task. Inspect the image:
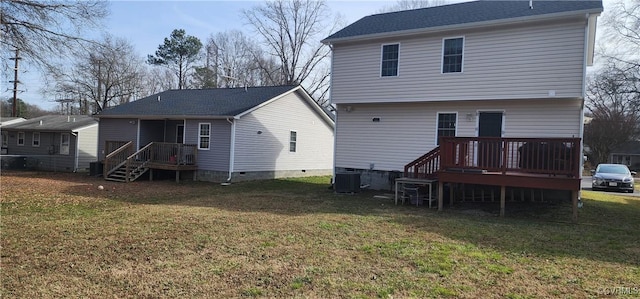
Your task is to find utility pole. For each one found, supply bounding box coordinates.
[9,49,21,117]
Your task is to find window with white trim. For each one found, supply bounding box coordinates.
[198,123,211,150]
[437,113,457,145]
[60,133,70,155]
[17,132,25,146]
[442,37,464,73]
[32,132,40,147]
[289,131,297,152]
[381,44,399,77]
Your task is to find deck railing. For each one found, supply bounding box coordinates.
[148,142,198,165]
[404,146,441,179]
[439,137,581,177]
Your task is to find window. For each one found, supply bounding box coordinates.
[289,131,297,152]
[442,37,464,73]
[612,155,631,166]
[2,131,7,147]
[437,113,457,145]
[32,132,40,147]
[17,132,25,146]
[60,133,70,155]
[198,123,211,150]
[381,44,399,77]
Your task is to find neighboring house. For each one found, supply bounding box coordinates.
[323,1,602,220]
[96,85,334,182]
[1,117,26,154]
[610,141,640,171]
[0,115,98,172]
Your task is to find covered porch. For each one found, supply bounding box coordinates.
[404,137,582,221]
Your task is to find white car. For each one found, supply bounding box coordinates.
[591,164,636,193]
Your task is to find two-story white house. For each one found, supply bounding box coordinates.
[323,1,602,220]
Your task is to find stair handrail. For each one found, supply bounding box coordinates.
[123,142,155,182]
[103,141,133,178]
[404,146,441,179]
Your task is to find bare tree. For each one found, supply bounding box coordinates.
[377,0,448,13]
[1,0,108,71]
[55,35,145,113]
[143,67,177,94]
[585,0,640,164]
[585,64,640,165]
[243,0,340,105]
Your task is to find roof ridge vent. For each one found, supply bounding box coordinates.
[39,120,43,126]
[157,96,161,102]
[529,0,533,9]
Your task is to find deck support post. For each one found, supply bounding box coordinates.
[449,183,454,206]
[572,190,578,223]
[176,170,180,183]
[500,185,506,217]
[438,181,444,212]
[149,169,153,181]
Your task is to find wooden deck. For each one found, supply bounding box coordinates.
[404,137,582,221]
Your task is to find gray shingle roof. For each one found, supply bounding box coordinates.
[98,85,301,117]
[611,141,640,155]
[1,115,97,131]
[323,0,603,42]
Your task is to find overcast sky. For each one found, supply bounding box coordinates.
[3,0,613,111]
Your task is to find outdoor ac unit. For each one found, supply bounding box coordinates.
[335,172,360,193]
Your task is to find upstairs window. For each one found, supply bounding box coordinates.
[2,132,8,147]
[198,123,211,150]
[17,132,25,146]
[381,44,399,77]
[32,132,40,147]
[442,37,464,73]
[289,131,297,152]
[437,113,457,145]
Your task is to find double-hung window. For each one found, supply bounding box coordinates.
[442,37,464,73]
[2,131,8,147]
[437,113,457,145]
[198,123,211,150]
[32,132,40,147]
[17,132,25,146]
[381,44,399,77]
[60,133,70,155]
[289,131,297,152]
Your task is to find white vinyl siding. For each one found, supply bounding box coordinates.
[32,132,40,147]
[17,132,24,146]
[334,99,582,171]
[331,20,586,104]
[233,91,333,172]
[198,123,211,150]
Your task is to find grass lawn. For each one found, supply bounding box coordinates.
[2,171,639,298]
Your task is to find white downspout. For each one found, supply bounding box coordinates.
[226,118,236,182]
[328,43,337,185]
[580,13,591,179]
[72,131,79,172]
